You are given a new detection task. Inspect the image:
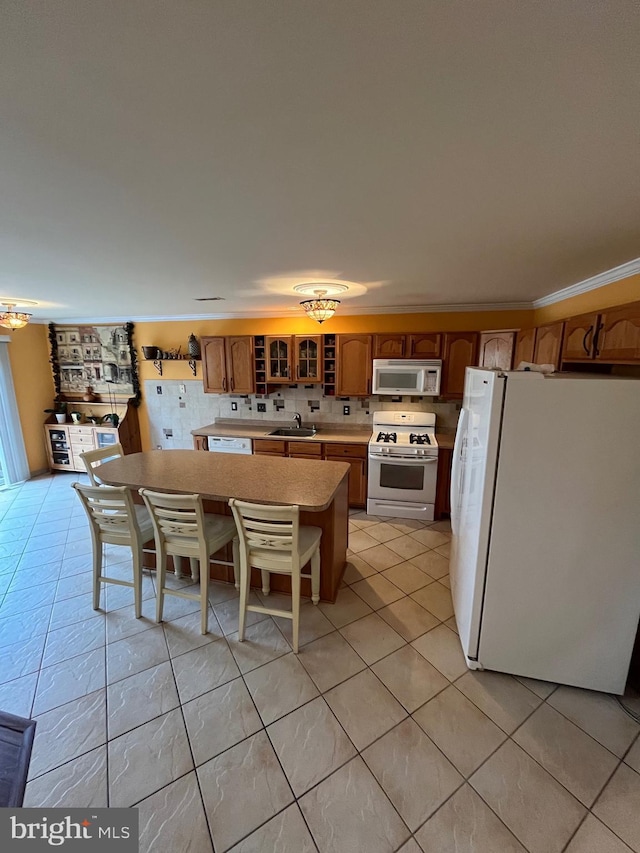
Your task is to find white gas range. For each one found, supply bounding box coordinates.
[367,411,439,521]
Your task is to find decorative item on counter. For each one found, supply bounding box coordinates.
[70,411,83,424]
[44,400,67,423]
[142,346,159,360]
[188,334,200,358]
[83,385,98,402]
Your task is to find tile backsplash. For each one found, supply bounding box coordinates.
[144,380,460,449]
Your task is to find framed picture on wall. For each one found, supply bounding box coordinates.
[48,322,141,404]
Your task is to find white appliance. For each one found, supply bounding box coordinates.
[367,411,439,520]
[450,368,640,694]
[372,359,442,396]
[207,436,252,454]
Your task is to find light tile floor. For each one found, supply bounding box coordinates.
[1,473,639,852]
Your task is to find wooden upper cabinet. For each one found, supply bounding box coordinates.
[561,313,599,361]
[407,333,442,358]
[265,336,293,382]
[336,335,372,396]
[533,322,564,369]
[514,328,536,366]
[202,336,254,394]
[202,336,228,393]
[478,331,515,370]
[373,334,405,358]
[226,336,255,393]
[441,332,479,397]
[293,335,322,383]
[596,302,640,362]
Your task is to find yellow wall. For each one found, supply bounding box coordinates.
[534,274,640,325]
[8,323,55,474]
[11,274,640,475]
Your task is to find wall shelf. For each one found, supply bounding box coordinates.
[145,358,200,377]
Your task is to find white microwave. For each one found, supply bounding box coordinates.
[372,359,442,396]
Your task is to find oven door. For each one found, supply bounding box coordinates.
[368,453,438,503]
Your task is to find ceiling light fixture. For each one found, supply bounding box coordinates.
[0,300,37,330]
[294,283,349,324]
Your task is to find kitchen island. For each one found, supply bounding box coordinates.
[98,450,350,602]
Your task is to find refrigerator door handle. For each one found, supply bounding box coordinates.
[450,407,469,536]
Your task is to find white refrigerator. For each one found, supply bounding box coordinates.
[450,368,640,695]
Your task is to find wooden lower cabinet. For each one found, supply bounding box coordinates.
[323,443,367,507]
[252,439,286,456]
[435,447,453,519]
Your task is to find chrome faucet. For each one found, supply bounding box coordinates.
[293,412,302,429]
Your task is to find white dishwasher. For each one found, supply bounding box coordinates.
[207,436,253,455]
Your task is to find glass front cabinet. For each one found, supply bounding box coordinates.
[294,335,322,383]
[265,336,292,382]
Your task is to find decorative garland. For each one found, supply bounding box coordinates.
[126,322,142,407]
[47,323,62,400]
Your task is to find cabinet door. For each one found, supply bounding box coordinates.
[336,335,373,396]
[373,334,405,358]
[561,313,599,361]
[478,331,515,370]
[193,435,208,451]
[325,456,367,507]
[265,336,293,382]
[253,439,286,456]
[441,333,479,398]
[226,337,255,393]
[202,337,228,393]
[407,333,442,358]
[533,322,564,369]
[294,335,322,383]
[44,425,73,470]
[596,302,640,362]
[514,328,536,366]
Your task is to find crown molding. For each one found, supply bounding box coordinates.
[533,257,640,308]
[34,301,532,325]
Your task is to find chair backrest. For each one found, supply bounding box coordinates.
[72,481,143,548]
[139,489,207,559]
[80,443,125,485]
[229,499,300,573]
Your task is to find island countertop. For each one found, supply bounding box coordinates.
[98,450,350,512]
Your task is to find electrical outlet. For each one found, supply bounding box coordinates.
[231,402,238,411]
[163,428,173,438]
[179,384,186,393]
[257,403,267,413]
[179,402,186,408]
[343,405,350,416]
[156,386,162,395]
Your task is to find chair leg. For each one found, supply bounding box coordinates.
[261,569,270,597]
[92,539,103,611]
[189,557,199,582]
[291,568,301,654]
[232,538,240,589]
[199,554,209,635]
[156,547,167,624]
[132,547,143,619]
[311,548,320,605]
[238,558,250,642]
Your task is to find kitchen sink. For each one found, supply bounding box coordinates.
[268,428,317,437]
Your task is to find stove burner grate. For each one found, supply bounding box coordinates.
[376,431,397,443]
[409,433,431,445]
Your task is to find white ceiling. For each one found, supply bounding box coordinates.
[1,0,639,323]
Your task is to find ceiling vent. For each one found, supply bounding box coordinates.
[194,297,226,301]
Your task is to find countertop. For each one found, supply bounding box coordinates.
[98,450,350,512]
[192,418,456,449]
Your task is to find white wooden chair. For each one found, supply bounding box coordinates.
[72,482,155,618]
[139,489,238,635]
[229,499,321,653]
[80,443,125,485]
